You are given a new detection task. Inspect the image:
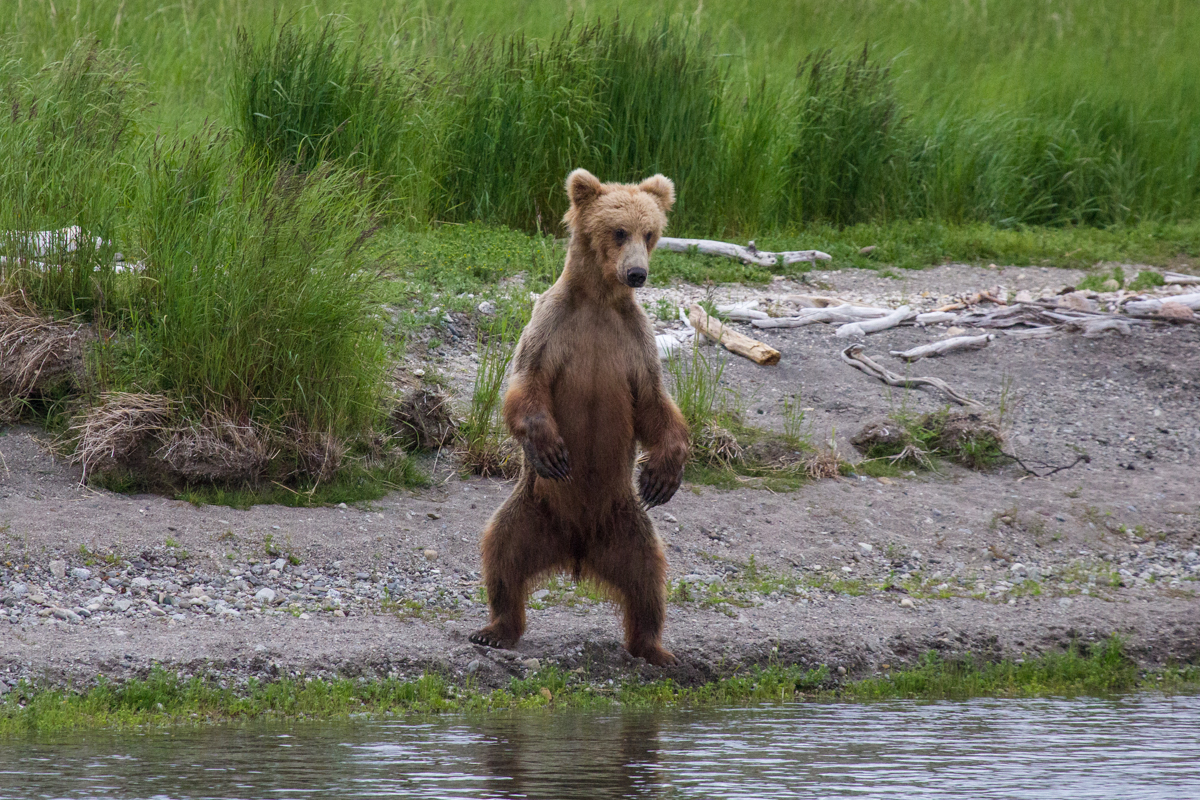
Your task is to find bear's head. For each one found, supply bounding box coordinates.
[562,168,675,289]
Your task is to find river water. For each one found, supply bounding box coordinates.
[2,694,1198,799]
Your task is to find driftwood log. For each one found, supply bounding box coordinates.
[658,237,831,266]
[890,333,995,361]
[1164,272,1200,286]
[688,304,781,365]
[752,305,889,329]
[835,306,915,338]
[1123,292,1200,317]
[841,345,983,408]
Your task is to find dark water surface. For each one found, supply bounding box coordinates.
[2,694,1198,799]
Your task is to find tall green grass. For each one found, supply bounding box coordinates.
[221,17,1200,235]
[0,40,139,318]
[127,134,386,435]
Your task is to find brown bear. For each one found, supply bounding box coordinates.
[468,168,690,666]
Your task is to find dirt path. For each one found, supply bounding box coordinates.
[2,263,1198,692]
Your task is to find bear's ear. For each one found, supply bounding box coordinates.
[638,174,675,212]
[566,168,604,209]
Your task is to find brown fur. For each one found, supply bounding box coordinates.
[469,169,689,666]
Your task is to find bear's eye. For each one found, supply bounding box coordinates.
[614,228,628,244]
[644,232,653,246]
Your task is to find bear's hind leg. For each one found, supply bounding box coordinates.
[470,498,564,650]
[585,509,676,666]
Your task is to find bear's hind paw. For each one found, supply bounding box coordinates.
[469,627,517,650]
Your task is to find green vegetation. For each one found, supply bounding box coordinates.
[4,1,1200,497]
[2,637,1193,734]
[853,408,1006,472]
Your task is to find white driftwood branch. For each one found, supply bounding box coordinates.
[890,333,995,361]
[752,305,889,328]
[715,302,769,321]
[915,311,958,326]
[658,237,831,266]
[835,306,914,338]
[688,304,781,365]
[1164,272,1200,286]
[776,294,854,308]
[1123,292,1200,317]
[5,226,106,257]
[841,345,983,408]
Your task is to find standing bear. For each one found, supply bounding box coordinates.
[469,168,690,666]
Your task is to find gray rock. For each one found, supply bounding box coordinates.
[467,659,483,674]
[49,560,67,579]
[71,567,92,581]
[254,588,276,604]
[114,599,132,612]
[532,589,550,601]
[522,658,541,670]
[52,608,81,623]
[10,583,27,597]
[131,576,151,590]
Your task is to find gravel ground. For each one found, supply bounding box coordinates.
[1,263,1197,693]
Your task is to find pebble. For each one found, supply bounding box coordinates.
[858,543,874,554]
[131,576,151,590]
[423,548,439,561]
[71,567,92,581]
[532,589,550,601]
[114,599,132,612]
[522,658,541,670]
[254,588,277,604]
[49,560,67,579]
[900,598,915,609]
[467,659,483,674]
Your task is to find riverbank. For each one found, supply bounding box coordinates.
[3,261,1199,726]
[3,637,1196,734]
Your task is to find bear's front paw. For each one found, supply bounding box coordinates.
[638,462,684,508]
[523,436,571,481]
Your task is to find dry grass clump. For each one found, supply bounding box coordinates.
[804,448,845,479]
[391,387,457,451]
[69,393,176,481]
[695,420,745,466]
[931,410,1004,469]
[459,436,520,479]
[156,413,272,484]
[0,294,92,416]
[69,394,352,487]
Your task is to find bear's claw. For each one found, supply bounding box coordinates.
[524,440,571,481]
[469,628,516,649]
[638,464,684,509]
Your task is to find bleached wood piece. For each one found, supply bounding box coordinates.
[890,334,995,361]
[1123,292,1200,316]
[752,305,889,328]
[716,302,769,321]
[1164,272,1200,285]
[777,294,851,308]
[841,345,984,408]
[658,237,831,266]
[915,311,958,325]
[836,305,914,338]
[688,304,781,365]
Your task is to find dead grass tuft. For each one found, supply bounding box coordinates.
[695,420,744,466]
[156,413,273,484]
[459,436,520,478]
[804,448,844,479]
[0,294,92,414]
[69,392,176,482]
[391,387,457,450]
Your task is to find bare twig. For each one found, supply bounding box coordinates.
[1001,451,1090,478]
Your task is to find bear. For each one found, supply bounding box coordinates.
[468,168,690,666]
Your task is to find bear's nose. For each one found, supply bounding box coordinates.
[626,267,647,288]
